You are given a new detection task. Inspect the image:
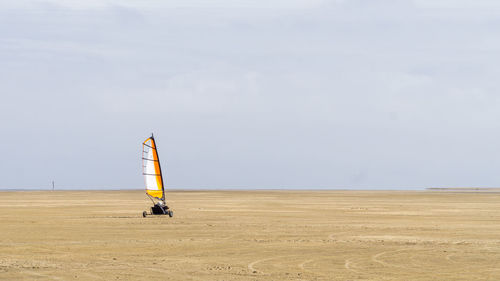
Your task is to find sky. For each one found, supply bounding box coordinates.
[2,0,500,190]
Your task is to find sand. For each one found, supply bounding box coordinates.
[1,190,500,280]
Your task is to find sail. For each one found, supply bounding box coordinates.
[142,136,165,200]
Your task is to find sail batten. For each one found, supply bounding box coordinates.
[142,136,165,201]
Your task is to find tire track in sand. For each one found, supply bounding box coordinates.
[248,257,274,274]
[297,259,314,270]
[371,249,409,269]
[344,258,365,275]
[297,258,328,278]
[23,270,64,280]
[299,257,347,278]
[328,232,350,241]
[248,255,298,275]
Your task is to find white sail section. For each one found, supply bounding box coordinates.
[142,137,164,200]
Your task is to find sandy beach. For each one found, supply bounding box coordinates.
[1,190,500,280]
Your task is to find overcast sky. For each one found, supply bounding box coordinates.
[2,0,500,190]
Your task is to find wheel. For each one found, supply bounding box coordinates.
[142,211,147,217]
[168,210,173,217]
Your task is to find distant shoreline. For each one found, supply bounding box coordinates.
[1,188,426,192]
[2,187,499,192]
[427,187,500,192]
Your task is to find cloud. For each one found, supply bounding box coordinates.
[2,0,500,189]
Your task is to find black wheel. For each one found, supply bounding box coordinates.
[168,210,173,217]
[142,211,147,217]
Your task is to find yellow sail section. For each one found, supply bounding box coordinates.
[142,136,165,200]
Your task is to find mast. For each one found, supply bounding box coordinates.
[150,133,166,202]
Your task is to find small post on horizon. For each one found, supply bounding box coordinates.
[52,181,55,191]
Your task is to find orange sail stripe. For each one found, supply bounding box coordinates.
[146,190,163,198]
[151,139,163,190]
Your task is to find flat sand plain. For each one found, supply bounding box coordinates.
[1,190,500,280]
